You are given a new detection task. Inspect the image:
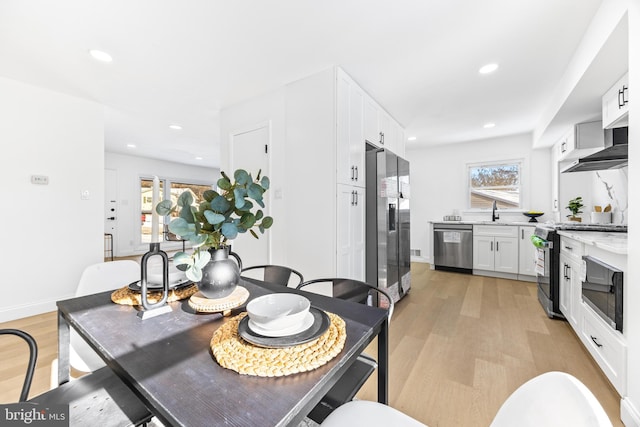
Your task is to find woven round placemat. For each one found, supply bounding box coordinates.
[111,283,198,306]
[211,312,346,377]
[188,286,250,313]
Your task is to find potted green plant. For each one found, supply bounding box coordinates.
[566,196,584,222]
[155,169,273,297]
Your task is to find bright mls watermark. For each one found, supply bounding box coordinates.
[1,403,68,426]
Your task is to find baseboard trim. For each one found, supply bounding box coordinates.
[622,397,640,427]
[0,294,73,323]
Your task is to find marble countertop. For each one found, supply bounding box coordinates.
[557,230,628,255]
[430,220,537,227]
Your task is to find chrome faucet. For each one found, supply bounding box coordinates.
[492,200,499,222]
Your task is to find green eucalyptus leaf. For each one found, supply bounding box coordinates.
[260,176,270,190]
[250,229,258,239]
[191,234,209,248]
[210,195,231,212]
[259,225,264,234]
[172,252,193,267]
[247,183,264,201]
[221,222,238,239]
[234,169,250,185]
[203,189,218,202]
[177,191,194,207]
[179,205,196,223]
[155,200,173,216]
[255,198,265,208]
[262,216,274,229]
[204,210,225,225]
[186,265,203,282]
[169,218,196,239]
[255,210,264,221]
[240,212,256,228]
[193,250,211,268]
[217,176,231,190]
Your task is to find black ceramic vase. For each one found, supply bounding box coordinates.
[198,246,242,299]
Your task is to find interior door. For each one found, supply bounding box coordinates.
[230,124,270,268]
[104,169,118,257]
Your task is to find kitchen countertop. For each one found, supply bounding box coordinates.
[430,220,537,227]
[557,230,628,255]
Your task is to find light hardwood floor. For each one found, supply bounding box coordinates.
[356,263,623,426]
[1,263,623,426]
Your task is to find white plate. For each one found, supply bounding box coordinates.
[248,312,315,337]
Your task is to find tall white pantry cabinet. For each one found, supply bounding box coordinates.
[243,67,404,282]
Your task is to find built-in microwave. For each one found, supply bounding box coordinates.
[581,255,623,332]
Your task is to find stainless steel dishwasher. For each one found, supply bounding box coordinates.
[433,223,473,274]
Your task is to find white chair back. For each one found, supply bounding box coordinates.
[490,371,612,427]
[71,260,140,372]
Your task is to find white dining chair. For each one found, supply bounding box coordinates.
[320,372,612,427]
[70,260,141,372]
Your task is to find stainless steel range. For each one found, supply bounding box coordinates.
[532,222,627,319]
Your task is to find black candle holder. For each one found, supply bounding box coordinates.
[137,242,172,319]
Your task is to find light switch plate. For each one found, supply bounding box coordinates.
[31,175,49,185]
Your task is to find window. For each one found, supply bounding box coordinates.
[468,161,521,209]
[140,178,213,244]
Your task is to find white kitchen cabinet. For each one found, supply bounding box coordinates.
[336,185,365,280]
[363,93,404,156]
[602,72,629,129]
[559,252,581,329]
[472,225,519,274]
[556,121,603,162]
[518,226,537,277]
[336,71,365,188]
[581,303,627,395]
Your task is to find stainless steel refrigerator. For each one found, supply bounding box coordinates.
[365,147,411,303]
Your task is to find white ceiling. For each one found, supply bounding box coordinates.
[0,0,612,168]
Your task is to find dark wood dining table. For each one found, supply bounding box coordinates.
[56,278,389,426]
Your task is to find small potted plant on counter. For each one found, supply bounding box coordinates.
[566,196,584,222]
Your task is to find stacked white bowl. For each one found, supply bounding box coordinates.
[246,293,311,336]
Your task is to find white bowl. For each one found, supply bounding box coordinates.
[246,293,310,331]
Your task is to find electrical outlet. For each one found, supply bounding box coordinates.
[31,175,49,185]
[81,190,90,200]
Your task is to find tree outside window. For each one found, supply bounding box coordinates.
[468,162,521,209]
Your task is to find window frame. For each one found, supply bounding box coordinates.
[466,159,524,212]
[138,176,214,247]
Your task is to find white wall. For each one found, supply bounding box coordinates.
[405,133,551,262]
[0,77,104,322]
[219,88,289,267]
[105,152,218,257]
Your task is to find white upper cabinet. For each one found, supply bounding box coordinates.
[602,72,629,129]
[363,93,404,156]
[336,70,365,188]
[556,121,603,162]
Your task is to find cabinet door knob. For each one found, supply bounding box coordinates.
[590,335,603,348]
[355,166,358,181]
[490,241,493,251]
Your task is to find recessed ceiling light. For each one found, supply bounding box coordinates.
[169,124,183,130]
[89,49,113,63]
[195,156,203,160]
[479,63,499,74]
[483,122,496,129]
[407,136,417,141]
[126,144,136,149]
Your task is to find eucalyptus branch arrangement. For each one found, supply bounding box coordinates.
[155,169,273,281]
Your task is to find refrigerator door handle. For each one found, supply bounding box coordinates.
[389,203,396,231]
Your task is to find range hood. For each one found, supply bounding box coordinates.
[563,127,628,173]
